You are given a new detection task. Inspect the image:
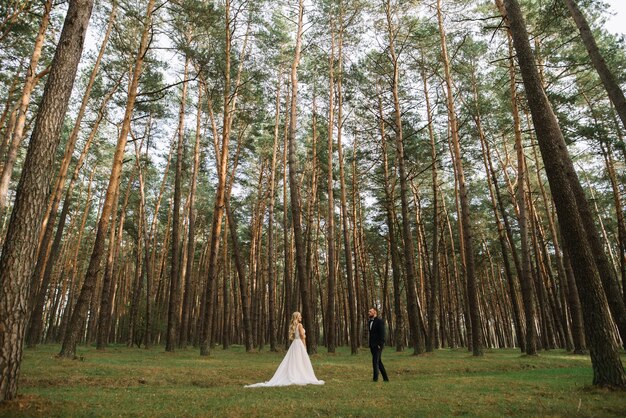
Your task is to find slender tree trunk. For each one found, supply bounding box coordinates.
[26,77,119,347]
[266,73,282,352]
[286,0,315,354]
[496,20,538,354]
[304,104,319,348]
[384,0,424,355]
[476,108,526,350]
[600,142,626,311]
[180,78,203,349]
[282,83,293,348]
[0,0,94,399]
[99,166,135,348]
[437,0,482,355]
[325,25,338,354]
[58,163,97,344]
[200,0,244,356]
[226,200,253,351]
[422,69,440,352]
[29,2,117,312]
[562,243,587,353]
[166,56,189,352]
[0,63,24,153]
[59,0,154,359]
[0,0,53,215]
[377,86,404,352]
[128,216,144,348]
[525,109,577,351]
[95,177,120,350]
[335,19,358,355]
[562,0,626,129]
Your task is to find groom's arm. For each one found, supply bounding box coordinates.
[378,319,385,347]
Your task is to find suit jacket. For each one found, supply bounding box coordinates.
[368,317,385,348]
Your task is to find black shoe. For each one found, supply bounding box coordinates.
[383,379,389,382]
[373,379,378,382]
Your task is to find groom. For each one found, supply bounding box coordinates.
[368,307,389,382]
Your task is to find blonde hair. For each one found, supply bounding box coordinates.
[288,312,301,340]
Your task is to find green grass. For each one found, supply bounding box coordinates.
[1,344,625,417]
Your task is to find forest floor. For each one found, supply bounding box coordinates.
[1,344,624,417]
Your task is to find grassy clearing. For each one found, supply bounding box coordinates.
[1,344,624,417]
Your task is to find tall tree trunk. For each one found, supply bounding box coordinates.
[304,101,319,348]
[377,85,404,352]
[200,0,249,356]
[525,108,577,351]
[282,84,293,348]
[562,0,626,129]
[138,138,154,350]
[600,141,626,311]
[422,69,440,352]
[26,76,119,347]
[562,243,587,353]
[226,200,253,351]
[476,102,526,350]
[0,0,94,400]
[0,63,24,152]
[128,213,144,348]
[96,173,120,350]
[326,26,337,354]
[267,73,282,352]
[145,143,175,349]
[384,0,424,355]
[180,78,203,349]
[166,56,189,352]
[28,2,117,316]
[59,0,155,359]
[493,15,538,354]
[437,0,482,355]
[335,19,358,355]
[503,0,626,387]
[286,0,315,354]
[0,0,53,215]
[58,163,97,344]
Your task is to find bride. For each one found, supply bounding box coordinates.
[245,312,324,387]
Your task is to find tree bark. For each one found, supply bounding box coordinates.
[179,77,203,349]
[59,0,155,359]
[200,0,251,356]
[492,14,538,354]
[335,18,358,355]
[562,0,626,129]
[422,68,440,352]
[384,0,425,355]
[286,0,315,354]
[267,73,282,352]
[0,0,53,215]
[166,56,189,352]
[26,76,119,347]
[377,85,404,352]
[503,0,625,387]
[437,0,482,356]
[325,25,337,354]
[28,2,117,315]
[0,0,94,400]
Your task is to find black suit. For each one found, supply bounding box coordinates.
[368,316,389,381]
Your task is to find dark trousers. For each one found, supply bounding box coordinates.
[370,345,388,381]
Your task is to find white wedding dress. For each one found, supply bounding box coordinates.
[245,327,324,387]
